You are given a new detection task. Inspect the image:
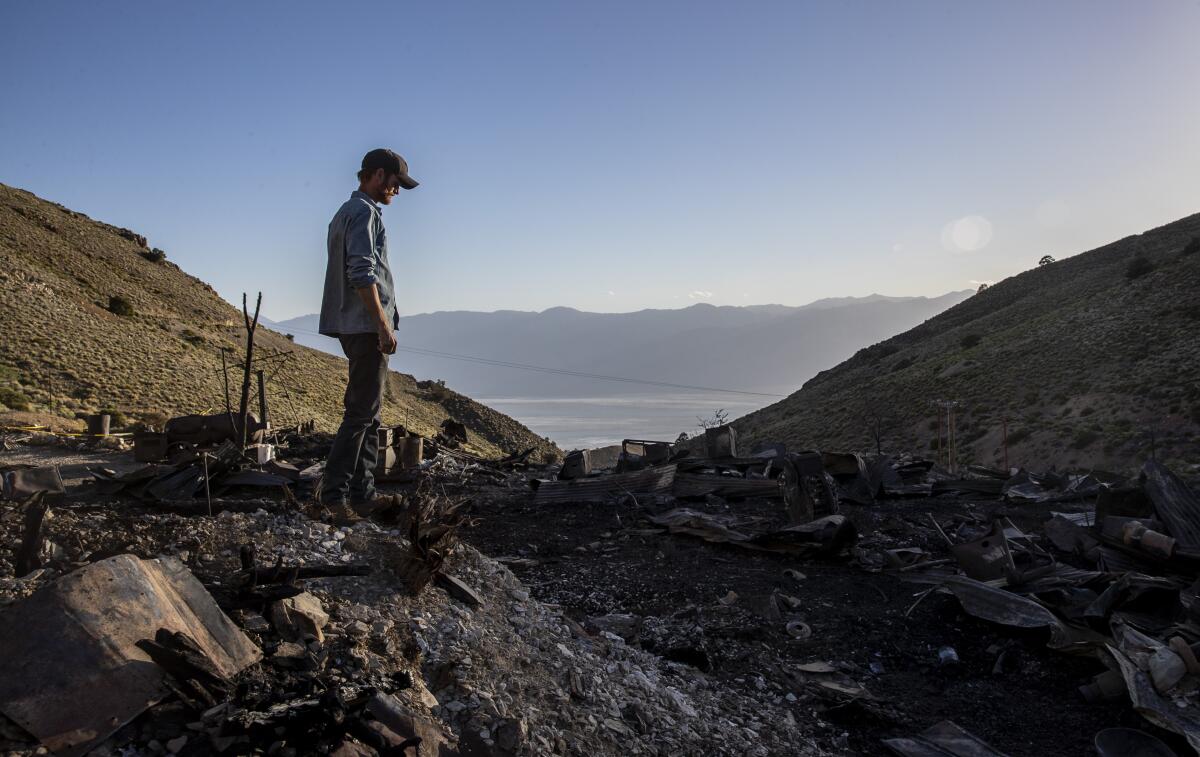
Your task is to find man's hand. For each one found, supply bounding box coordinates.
[377,324,397,355]
[354,284,396,354]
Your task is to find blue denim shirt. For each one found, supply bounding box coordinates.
[319,190,399,336]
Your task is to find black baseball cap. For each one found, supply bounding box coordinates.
[361,148,419,189]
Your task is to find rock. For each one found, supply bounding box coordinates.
[239,611,270,633]
[346,620,370,638]
[165,735,188,753]
[329,738,374,757]
[364,720,408,748]
[268,592,330,643]
[1150,647,1187,693]
[435,572,483,608]
[366,692,450,753]
[272,641,308,668]
[496,717,528,751]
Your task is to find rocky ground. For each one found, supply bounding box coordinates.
[1,433,1195,756]
[459,485,1150,756]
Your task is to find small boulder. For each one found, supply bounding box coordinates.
[269,592,329,643]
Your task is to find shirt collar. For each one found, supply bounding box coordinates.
[351,190,380,208]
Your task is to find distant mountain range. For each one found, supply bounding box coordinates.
[271,292,974,399]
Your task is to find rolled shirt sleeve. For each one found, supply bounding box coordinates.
[344,208,378,289]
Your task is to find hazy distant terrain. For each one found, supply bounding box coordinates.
[273,292,973,399]
[736,213,1200,471]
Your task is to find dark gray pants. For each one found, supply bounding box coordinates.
[320,333,388,504]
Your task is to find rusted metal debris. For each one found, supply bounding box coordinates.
[531,464,678,504]
[1,465,65,503]
[883,719,1010,757]
[646,508,857,556]
[0,555,260,756]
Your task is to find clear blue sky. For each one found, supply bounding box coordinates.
[2,1,1198,319]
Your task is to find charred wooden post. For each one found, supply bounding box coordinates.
[14,492,48,577]
[256,369,269,429]
[237,292,263,449]
[219,347,232,417]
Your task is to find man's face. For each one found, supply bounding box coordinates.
[366,169,404,205]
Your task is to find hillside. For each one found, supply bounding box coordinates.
[734,213,1200,472]
[275,292,972,398]
[0,183,556,460]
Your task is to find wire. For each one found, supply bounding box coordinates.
[275,323,784,398]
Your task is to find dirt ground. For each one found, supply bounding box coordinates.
[458,488,1167,756]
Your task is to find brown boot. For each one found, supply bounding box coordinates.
[327,499,363,527]
[350,493,402,518]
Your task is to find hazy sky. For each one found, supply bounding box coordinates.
[2,1,1198,319]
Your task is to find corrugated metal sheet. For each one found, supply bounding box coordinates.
[532,464,677,504]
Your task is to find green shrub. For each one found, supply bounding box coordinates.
[1125,255,1155,280]
[0,387,31,411]
[107,295,135,316]
[140,248,167,263]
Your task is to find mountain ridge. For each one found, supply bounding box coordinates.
[733,213,1200,471]
[274,291,973,398]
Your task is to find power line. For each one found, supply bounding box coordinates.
[276,324,784,398]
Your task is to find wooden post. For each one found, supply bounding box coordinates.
[1002,417,1009,472]
[256,369,269,429]
[219,348,232,416]
[237,292,262,449]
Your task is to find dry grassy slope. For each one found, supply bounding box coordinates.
[0,183,556,460]
[735,213,1200,472]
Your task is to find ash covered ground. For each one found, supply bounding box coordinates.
[1,434,1196,756]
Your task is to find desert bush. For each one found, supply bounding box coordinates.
[960,334,982,349]
[107,295,135,316]
[1125,255,1155,280]
[181,329,205,345]
[1071,429,1101,449]
[0,387,31,411]
[1182,237,1200,256]
[1039,255,1056,266]
[140,248,167,263]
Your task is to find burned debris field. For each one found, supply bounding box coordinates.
[3,418,1200,756]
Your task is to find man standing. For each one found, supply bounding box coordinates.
[318,148,419,521]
